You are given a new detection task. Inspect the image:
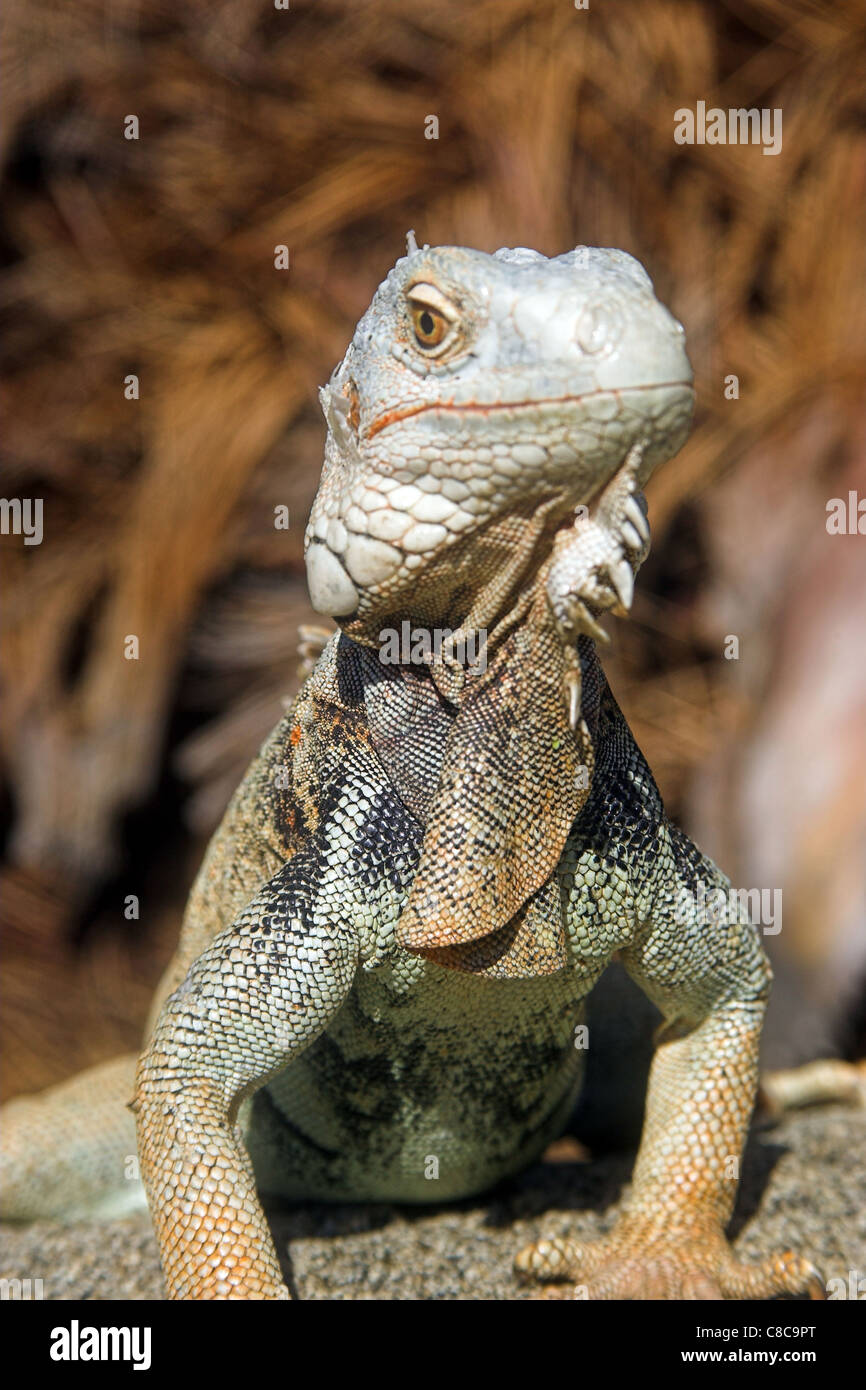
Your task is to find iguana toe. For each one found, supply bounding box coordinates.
[514,1225,825,1300]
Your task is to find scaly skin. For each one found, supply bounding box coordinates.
[0,242,837,1299]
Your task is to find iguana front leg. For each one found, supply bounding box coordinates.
[516,825,824,1301]
[134,855,358,1299]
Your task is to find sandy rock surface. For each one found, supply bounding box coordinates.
[1,1104,863,1300]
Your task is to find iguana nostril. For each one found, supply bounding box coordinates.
[575,301,622,354]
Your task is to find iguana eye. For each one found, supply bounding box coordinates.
[406,283,460,356]
[411,304,447,348]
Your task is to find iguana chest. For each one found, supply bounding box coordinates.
[253,948,594,1203]
[242,646,637,1201]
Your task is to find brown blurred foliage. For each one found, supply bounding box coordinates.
[1,0,865,1094]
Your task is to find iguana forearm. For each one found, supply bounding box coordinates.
[136,863,358,1298]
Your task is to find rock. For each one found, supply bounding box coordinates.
[1,1104,863,1300]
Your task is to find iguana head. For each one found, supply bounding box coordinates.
[306,241,693,645]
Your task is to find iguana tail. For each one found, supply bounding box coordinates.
[0,1053,146,1221]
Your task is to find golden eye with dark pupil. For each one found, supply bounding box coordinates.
[411,304,447,347]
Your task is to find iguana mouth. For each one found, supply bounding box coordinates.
[308,379,693,631]
[364,380,694,441]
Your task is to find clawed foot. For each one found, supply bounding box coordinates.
[547,440,650,653]
[549,442,651,730]
[514,1221,825,1300]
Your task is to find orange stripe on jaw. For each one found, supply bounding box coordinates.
[364,382,692,441]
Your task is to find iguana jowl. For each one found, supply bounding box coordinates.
[1,242,827,1299]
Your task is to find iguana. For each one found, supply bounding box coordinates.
[2,240,852,1300]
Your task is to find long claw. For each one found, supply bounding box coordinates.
[624,494,649,543]
[608,558,634,613]
[563,667,582,731]
[621,520,643,553]
[577,606,611,645]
